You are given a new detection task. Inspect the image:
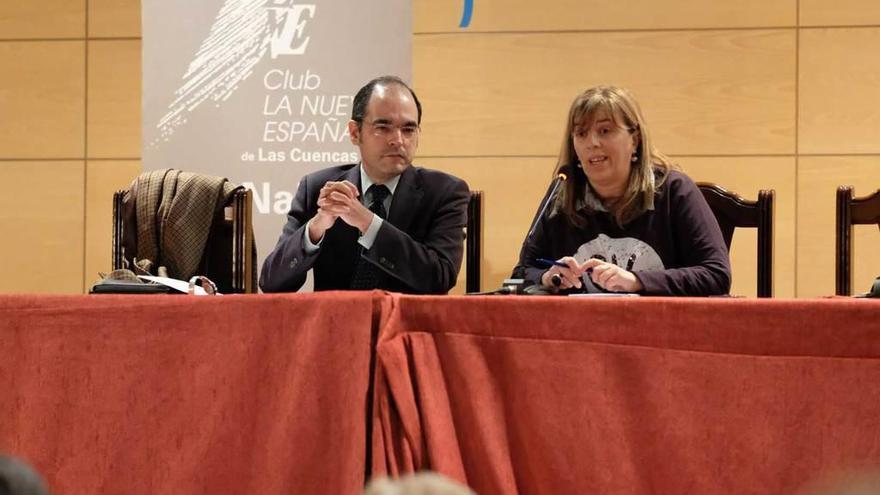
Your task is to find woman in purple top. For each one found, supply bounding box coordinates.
[512,86,731,296]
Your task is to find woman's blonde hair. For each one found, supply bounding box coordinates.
[554,85,675,227]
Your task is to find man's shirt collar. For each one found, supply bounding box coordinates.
[359,163,401,197]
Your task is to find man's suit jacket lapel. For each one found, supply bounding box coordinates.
[388,166,424,232]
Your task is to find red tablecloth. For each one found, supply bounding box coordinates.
[0,292,380,495]
[3,293,880,494]
[372,296,880,494]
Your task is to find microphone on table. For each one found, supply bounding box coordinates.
[467,171,569,296]
[467,275,562,296]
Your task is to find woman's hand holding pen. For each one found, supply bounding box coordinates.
[582,258,643,293]
[539,257,588,290]
[537,256,644,293]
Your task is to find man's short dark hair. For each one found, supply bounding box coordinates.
[351,75,422,127]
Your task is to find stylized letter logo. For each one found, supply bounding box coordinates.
[268,1,316,58]
[459,0,473,28]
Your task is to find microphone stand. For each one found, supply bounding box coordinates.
[520,170,569,295]
[526,171,568,239]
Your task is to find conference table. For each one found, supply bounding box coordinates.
[1,292,879,494]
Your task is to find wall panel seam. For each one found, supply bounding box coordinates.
[0,38,87,42]
[415,25,880,37]
[83,0,89,294]
[0,37,142,42]
[86,37,142,41]
[413,154,880,159]
[794,0,800,297]
[414,26,799,36]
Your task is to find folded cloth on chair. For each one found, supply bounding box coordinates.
[133,169,240,280]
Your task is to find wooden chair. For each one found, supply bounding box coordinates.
[835,186,880,295]
[697,183,775,297]
[465,190,483,293]
[112,187,255,294]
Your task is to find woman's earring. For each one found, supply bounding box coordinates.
[631,153,638,163]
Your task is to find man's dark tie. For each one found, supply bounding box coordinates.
[350,184,390,290]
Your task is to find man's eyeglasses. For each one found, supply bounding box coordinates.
[366,121,420,139]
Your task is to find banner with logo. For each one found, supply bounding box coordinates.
[142,0,411,289]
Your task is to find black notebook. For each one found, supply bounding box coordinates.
[89,278,174,295]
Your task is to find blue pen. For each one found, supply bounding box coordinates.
[536,258,594,275]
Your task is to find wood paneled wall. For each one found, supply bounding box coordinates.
[0,0,141,294]
[0,1,877,297]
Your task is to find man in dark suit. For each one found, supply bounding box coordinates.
[259,76,469,294]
